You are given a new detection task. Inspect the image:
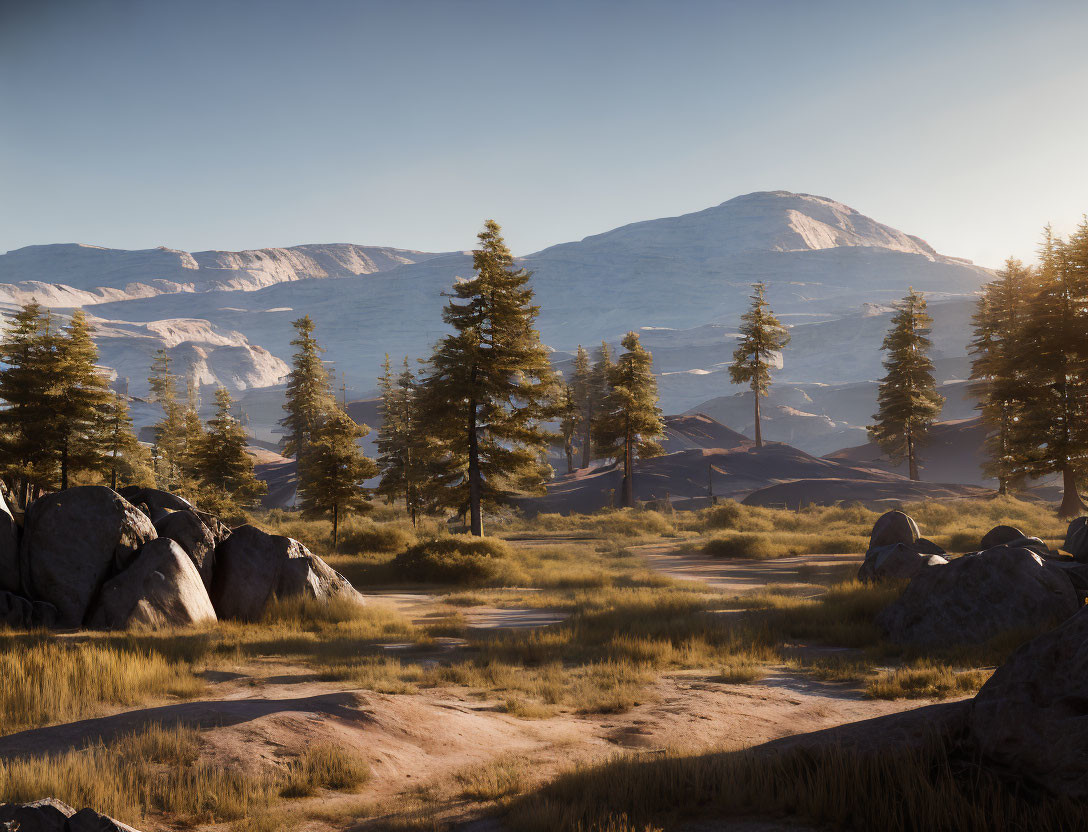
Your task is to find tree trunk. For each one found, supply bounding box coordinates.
[1059,464,1086,519]
[468,398,483,537]
[707,461,714,501]
[753,389,762,448]
[332,503,339,553]
[906,426,919,481]
[406,485,417,527]
[621,419,634,509]
[110,454,118,491]
[60,439,69,491]
[580,412,592,469]
[565,442,574,475]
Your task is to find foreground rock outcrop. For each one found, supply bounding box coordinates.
[87,537,217,629]
[858,510,947,583]
[210,524,361,621]
[877,545,1080,648]
[0,798,141,831]
[21,486,157,626]
[969,603,1088,798]
[0,484,363,631]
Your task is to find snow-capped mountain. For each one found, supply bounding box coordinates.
[0,191,992,451]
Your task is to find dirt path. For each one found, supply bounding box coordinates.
[634,541,862,593]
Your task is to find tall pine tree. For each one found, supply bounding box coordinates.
[869,288,944,481]
[148,349,187,489]
[420,220,558,536]
[101,390,152,490]
[592,331,664,508]
[969,258,1032,494]
[729,282,790,448]
[280,315,334,463]
[194,387,266,514]
[556,381,578,475]
[569,345,593,468]
[300,407,377,552]
[585,342,614,466]
[376,355,427,525]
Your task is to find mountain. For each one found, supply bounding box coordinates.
[0,191,992,454]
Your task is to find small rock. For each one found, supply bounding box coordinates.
[0,588,58,629]
[979,524,1025,551]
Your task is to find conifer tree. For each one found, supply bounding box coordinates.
[51,310,113,489]
[586,341,614,465]
[1016,225,1088,516]
[101,391,152,490]
[280,315,334,462]
[0,303,55,502]
[148,349,187,488]
[569,345,593,468]
[376,355,426,525]
[869,288,944,481]
[420,220,558,535]
[556,381,578,475]
[195,387,266,513]
[729,283,790,448]
[180,375,206,482]
[969,258,1032,494]
[300,407,377,551]
[592,331,664,508]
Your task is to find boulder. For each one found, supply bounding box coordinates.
[87,538,216,630]
[154,510,216,588]
[858,542,947,583]
[1064,516,1088,562]
[877,545,1080,648]
[0,485,20,594]
[22,487,157,627]
[970,604,1088,798]
[0,800,142,832]
[117,487,193,516]
[914,537,946,556]
[868,510,919,550]
[210,524,362,621]
[194,509,232,545]
[0,588,58,629]
[979,524,1025,550]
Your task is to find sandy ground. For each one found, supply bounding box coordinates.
[1,542,949,831]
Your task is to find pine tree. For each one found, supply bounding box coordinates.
[0,303,55,503]
[869,288,944,481]
[148,349,187,489]
[180,375,205,482]
[1016,225,1088,517]
[280,315,334,462]
[569,345,593,468]
[586,341,614,465]
[592,331,664,508]
[729,283,790,448]
[195,387,266,513]
[556,381,578,475]
[420,220,558,536]
[969,258,1032,494]
[300,407,377,552]
[376,355,426,525]
[51,310,114,490]
[101,391,152,490]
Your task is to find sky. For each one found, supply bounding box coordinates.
[2,0,1087,268]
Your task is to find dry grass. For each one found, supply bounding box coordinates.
[0,637,204,736]
[704,530,867,559]
[867,664,994,700]
[453,757,530,801]
[280,742,371,797]
[504,736,1087,832]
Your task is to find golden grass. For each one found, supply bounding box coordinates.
[0,638,204,736]
[704,530,868,559]
[453,757,529,801]
[867,664,994,700]
[280,742,371,797]
[505,737,1088,832]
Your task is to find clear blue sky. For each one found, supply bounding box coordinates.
[2,0,1086,268]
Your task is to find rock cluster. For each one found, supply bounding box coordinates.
[0,485,362,630]
[0,798,140,831]
[862,510,1088,648]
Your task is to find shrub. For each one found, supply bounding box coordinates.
[280,743,370,797]
[704,500,746,529]
[338,521,415,554]
[391,536,513,585]
[704,533,776,559]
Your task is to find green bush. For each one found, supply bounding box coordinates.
[339,521,415,554]
[391,536,513,585]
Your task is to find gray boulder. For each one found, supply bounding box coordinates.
[1064,516,1088,562]
[0,588,58,629]
[87,538,216,630]
[858,542,947,583]
[210,524,362,621]
[0,485,20,594]
[154,510,216,588]
[970,604,1088,798]
[0,799,142,832]
[868,510,919,550]
[117,487,193,515]
[914,537,946,556]
[22,487,157,626]
[877,545,1080,648]
[194,509,231,545]
[979,524,1025,550]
